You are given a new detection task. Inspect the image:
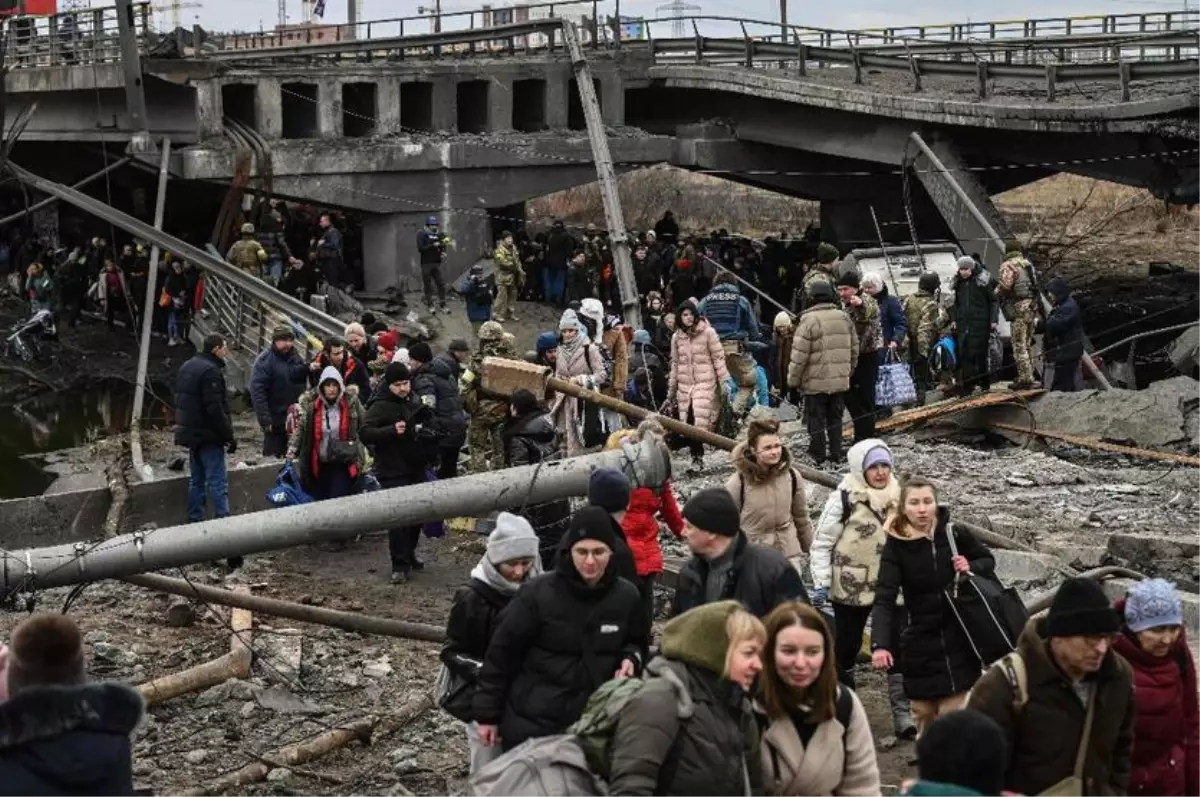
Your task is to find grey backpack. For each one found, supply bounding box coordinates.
[465,734,605,796]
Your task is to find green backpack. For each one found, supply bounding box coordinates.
[567,676,687,788]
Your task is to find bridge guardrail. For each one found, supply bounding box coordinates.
[1,2,151,68]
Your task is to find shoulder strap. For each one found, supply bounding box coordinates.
[654,714,689,796]
[840,489,852,524]
[738,473,746,508]
[835,684,854,730]
[1073,686,1098,779]
[789,468,798,496]
[945,521,959,558]
[998,651,1029,712]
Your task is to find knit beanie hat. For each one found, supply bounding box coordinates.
[632,329,651,346]
[588,468,631,514]
[683,487,741,537]
[536,331,559,354]
[559,309,584,333]
[809,281,836,303]
[562,505,618,552]
[408,341,433,364]
[271,324,295,342]
[384,361,411,385]
[660,600,743,676]
[817,242,839,264]
[863,445,893,473]
[1124,578,1183,633]
[1047,577,1120,638]
[956,256,976,271]
[836,271,860,289]
[391,347,410,366]
[6,614,86,695]
[487,512,540,565]
[377,330,399,352]
[916,709,1008,796]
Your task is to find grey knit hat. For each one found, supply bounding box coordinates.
[487,512,540,565]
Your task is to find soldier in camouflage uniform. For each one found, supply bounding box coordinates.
[460,321,518,472]
[836,271,883,442]
[796,242,840,312]
[902,272,942,405]
[997,242,1039,389]
[226,223,268,279]
[492,231,523,322]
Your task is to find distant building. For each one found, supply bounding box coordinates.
[227,21,341,50]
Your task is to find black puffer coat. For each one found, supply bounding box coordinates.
[412,355,467,442]
[358,390,435,482]
[870,508,996,700]
[0,682,144,796]
[502,410,570,567]
[173,352,233,448]
[472,546,649,750]
[671,533,809,620]
[440,578,512,721]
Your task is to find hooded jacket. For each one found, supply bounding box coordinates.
[608,605,762,796]
[874,284,908,349]
[870,507,995,700]
[308,348,370,397]
[726,442,812,559]
[952,263,998,354]
[288,366,366,487]
[0,682,144,796]
[472,544,648,749]
[967,616,1135,796]
[668,307,731,432]
[788,301,858,394]
[1044,278,1085,364]
[412,354,467,442]
[502,409,571,567]
[1111,601,1199,797]
[809,439,901,607]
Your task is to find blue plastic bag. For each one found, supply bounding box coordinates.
[266,462,313,508]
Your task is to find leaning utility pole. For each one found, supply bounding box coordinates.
[561,20,642,329]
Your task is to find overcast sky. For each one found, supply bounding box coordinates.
[148,0,1193,37]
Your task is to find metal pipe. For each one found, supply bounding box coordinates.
[0,436,669,592]
[0,158,133,229]
[1088,321,1198,360]
[130,137,171,483]
[1024,566,1146,614]
[536,369,1036,553]
[124,573,446,642]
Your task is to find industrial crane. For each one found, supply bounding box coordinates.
[148,0,202,30]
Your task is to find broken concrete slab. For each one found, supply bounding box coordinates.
[992,550,1064,584]
[1105,533,1200,593]
[1037,541,1106,570]
[1021,376,1200,449]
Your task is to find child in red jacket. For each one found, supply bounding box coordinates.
[605,423,684,621]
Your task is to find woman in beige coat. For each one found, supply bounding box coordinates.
[550,309,609,456]
[757,601,880,797]
[727,416,812,571]
[667,299,731,472]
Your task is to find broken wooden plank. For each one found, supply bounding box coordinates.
[986,421,1200,466]
[844,388,1046,436]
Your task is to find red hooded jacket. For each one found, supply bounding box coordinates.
[620,480,684,576]
[1112,598,1199,797]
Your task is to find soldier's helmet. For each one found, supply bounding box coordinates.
[478,321,505,342]
[241,222,256,235]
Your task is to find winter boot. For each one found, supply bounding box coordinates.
[888,672,917,740]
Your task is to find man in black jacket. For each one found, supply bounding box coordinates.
[951,256,999,395]
[501,389,569,568]
[1043,277,1084,392]
[249,325,307,457]
[359,362,438,583]
[408,341,468,480]
[671,487,809,619]
[473,507,648,752]
[174,334,235,529]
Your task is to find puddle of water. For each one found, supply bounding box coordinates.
[0,379,172,499]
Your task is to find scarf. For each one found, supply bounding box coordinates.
[469,554,542,597]
[845,471,902,517]
[558,330,588,362]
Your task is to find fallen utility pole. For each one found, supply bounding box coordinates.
[0,157,133,228]
[130,137,171,483]
[987,420,1200,466]
[561,20,641,330]
[483,357,1035,553]
[124,573,446,643]
[0,436,668,592]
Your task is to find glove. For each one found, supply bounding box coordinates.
[810,587,829,606]
[226,440,238,455]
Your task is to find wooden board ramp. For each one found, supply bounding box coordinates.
[843,388,1046,437]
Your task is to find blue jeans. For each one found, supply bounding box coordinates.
[542,267,566,305]
[167,310,181,341]
[188,443,230,522]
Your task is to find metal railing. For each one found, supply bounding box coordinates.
[196,266,329,360]
[1,1,151,68]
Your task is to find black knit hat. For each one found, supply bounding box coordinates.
[1047,577,1120,638]
[563,506,618,552]
[817,242,839,264]
[682,487,741,537]
[808,281,836,303]
[588,468,631,514]
[408,342,433,363]
[384,362,411,385]
[916,709,1008,796]
[836,271,860,289]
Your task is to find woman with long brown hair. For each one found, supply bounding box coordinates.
[757,601,880,796]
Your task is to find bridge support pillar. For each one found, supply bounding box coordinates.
[598,74,625,126]
[431,77,458,133]
[377,78,402,136]
[256,79,283,139]
[318,80,343,139]
[544,68,570,129]
[489,76,513,132]
[195,80,224,141]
